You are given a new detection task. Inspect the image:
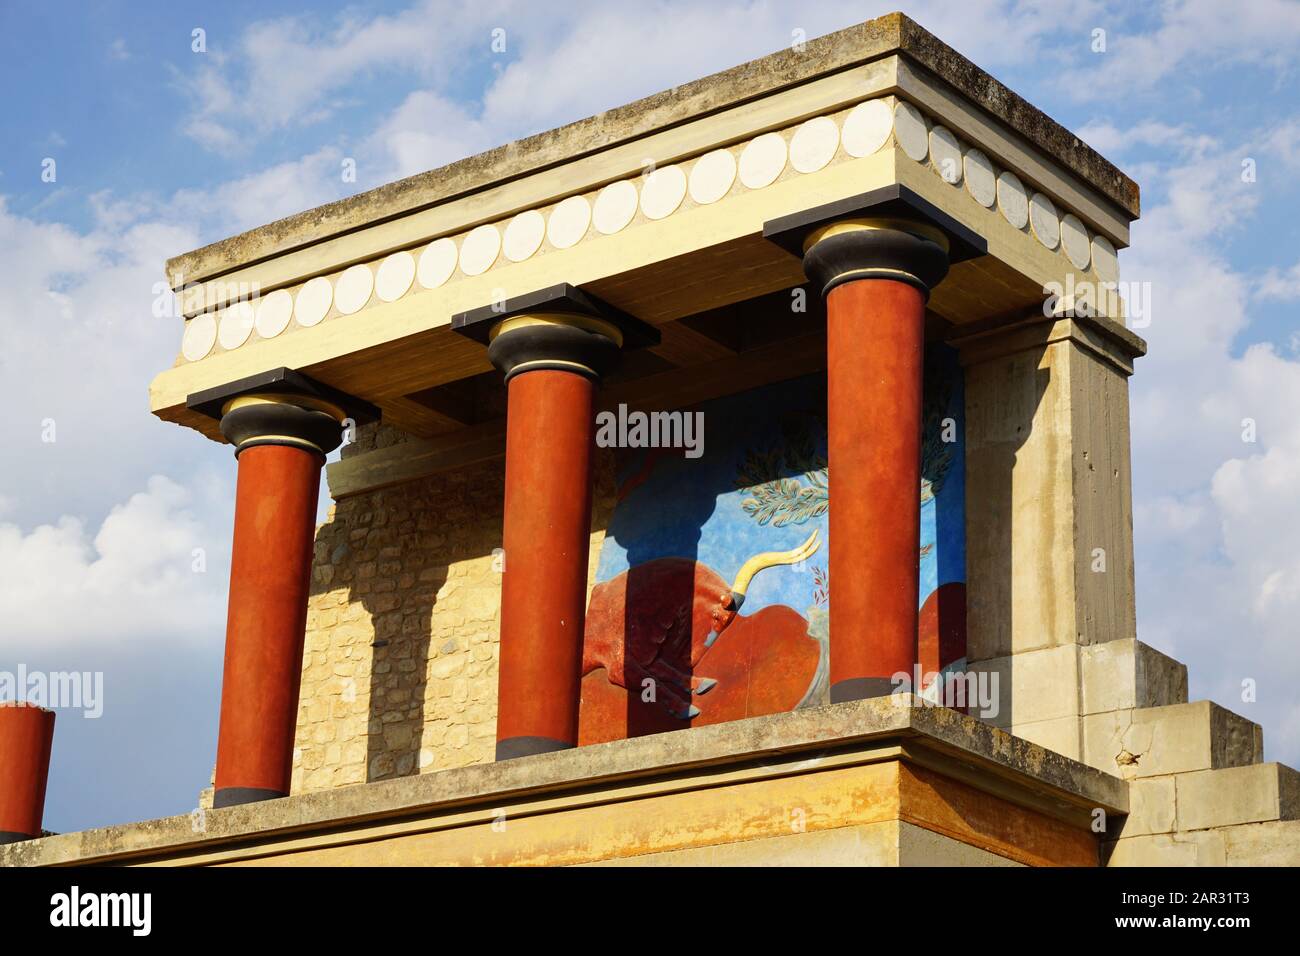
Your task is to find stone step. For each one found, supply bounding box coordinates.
[1083,700,1262,779]
[1080,639,1187,715]
[1107,816,1300,866]
[1174,763,1300,831]
[1119,762,1300,837]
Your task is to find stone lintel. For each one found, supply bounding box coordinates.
[950,310,1147,376]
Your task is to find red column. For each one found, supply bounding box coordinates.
[826,279,926,701]
[214,443,322,806]
[495,370,596,759]
[0,703,55,844]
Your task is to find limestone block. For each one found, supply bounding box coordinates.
[1080,639,1187,715]
[1174,763,1300,832]
[1219,819,1300,865]
[1116,776,1176,838]
[1105,829,1225,866]
[1083,701,1262,779]
[961,327,1139,661]
[1008,716,1082,761]
[897,821,1023,866]
[969,643,1079,728]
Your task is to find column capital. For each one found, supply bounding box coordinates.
[187,367,379,459]
[452,283,659,382]
[764,184,986,299]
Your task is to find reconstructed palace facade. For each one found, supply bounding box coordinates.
[3,13,1297,866]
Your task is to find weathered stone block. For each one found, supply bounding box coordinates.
[1079,639,1187,715]
[1117,776,1177,837]
[1008,716,1081,761]
[1174,763,1300,831]
[969,643,1079,728]
[1105,829,1226,866]
[1083,701,1261,779]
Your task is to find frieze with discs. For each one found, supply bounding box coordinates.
[175,94,1124,365]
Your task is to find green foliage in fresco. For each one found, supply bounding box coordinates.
[735,360,956,525]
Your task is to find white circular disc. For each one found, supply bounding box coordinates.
[789,116,840,173]
[460,224,501,275]
[639,165,687,221]
[503,210,546,262]
[893,101,929,161]
[181,311,217,361]
[963,148,996,208]
[334,263,374,315]
[1060,214,1091,270]
[593,180,639,234]
[688,150,737,205]
[375,251,416,302]
[294,276,333,327]
[254,289,293,339]
[547,196,592,249]
[996,171,1029,229]
[1029,192,1060,250]
[217,300,256,350]
[1092,235,1119,283]
[417,238,458,289]
[929,126,963,185]
[738,132,787,189]
[841,99,892,157]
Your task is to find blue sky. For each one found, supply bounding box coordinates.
[3,0,1300,833]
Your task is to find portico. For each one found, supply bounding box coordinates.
[8,12,1298,868]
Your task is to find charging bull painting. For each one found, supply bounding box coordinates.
[579,351,966,744]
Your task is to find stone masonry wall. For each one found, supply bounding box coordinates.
[290,426,615,795]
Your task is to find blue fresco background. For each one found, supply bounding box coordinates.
[597,349,966,624]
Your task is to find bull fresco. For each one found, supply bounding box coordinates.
[578,349,966,744]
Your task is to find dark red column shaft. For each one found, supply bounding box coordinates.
[0,703,55,842]
[214,443,322,803]
[827,278,926,699]
[496,369,596,758]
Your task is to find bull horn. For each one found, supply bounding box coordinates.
[728,529,821,608]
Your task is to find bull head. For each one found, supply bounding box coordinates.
[704,529,821,650]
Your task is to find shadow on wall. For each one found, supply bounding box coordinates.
[300,434,502,789]
[297,428,620,790]
[964,352,1050,731]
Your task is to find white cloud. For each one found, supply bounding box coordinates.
[0,476,228,652]
[175,0,513,152]
[1071,0,1300,99]
[1121,126,1300,761]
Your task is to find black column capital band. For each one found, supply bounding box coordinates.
[452,283,659,383]
[187,368,379,458]
[495,735,575,761]
[212,786,286,808]
[801,222,951,298]
[763,183,987,299]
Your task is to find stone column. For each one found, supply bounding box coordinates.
[766,188,977,702]
[0,703,55,844]
[453,285,658,760]
[188,369,376,807]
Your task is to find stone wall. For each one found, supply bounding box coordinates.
[290,426,615,795]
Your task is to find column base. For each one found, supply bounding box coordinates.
[212,786,287,808]
[496,736,574,761]
[830,677,903,703]
[0,830,36,845]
